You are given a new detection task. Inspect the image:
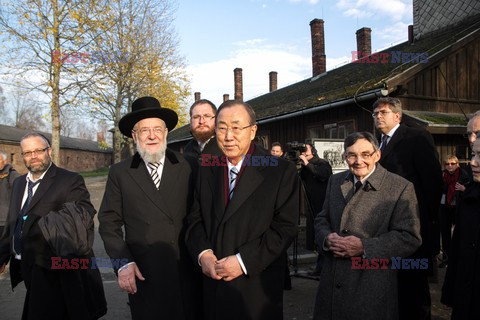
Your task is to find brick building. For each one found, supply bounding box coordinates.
[0,124,112,174]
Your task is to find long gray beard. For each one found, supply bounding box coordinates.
[136,138,167,163]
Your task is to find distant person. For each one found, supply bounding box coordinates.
[465,111,480,148]
[98,97,202,319]
[299,143,332,276]
[184,99,221,164]
[0,150,19,236]
[186,100,299,319]
[373,97,443,319]
[441,136,480,319]
[313,132,421,320]
[270,142,284,157]
[0,133,106,320]
[438,155,469,268]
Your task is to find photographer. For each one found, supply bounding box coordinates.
[299,143,332,276]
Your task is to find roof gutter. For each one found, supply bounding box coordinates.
[257,88,388,125]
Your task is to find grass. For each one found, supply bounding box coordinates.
[80,167,109,178]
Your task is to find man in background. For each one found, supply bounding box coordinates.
[270,142,284,157]
[0,150,19,237]
[373,97,443,319]
[299,143,332,276]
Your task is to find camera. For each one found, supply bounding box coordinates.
[285,141,307,168]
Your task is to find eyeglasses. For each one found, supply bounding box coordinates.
[463,131,479,139]
[444,162,457,166]
[372,110,393,118]
[132,127,166,137]
[215,124,254,135]
[344,151,377,162]
[21,147,49,158]
[191,114,215,121]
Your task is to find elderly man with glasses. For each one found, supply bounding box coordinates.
[98,96,202,319]
[313,131,421,320]
[186,100,299,320]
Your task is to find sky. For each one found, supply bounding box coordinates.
[175,0,413,106]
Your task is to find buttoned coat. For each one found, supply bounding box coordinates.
[98,150,201,320]
[314,164,421,320]
[0,164,106,320]
[185,145,299,320]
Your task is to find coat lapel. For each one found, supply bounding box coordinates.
[209,164,226,223]
[127,153,173,219]
[22,164,57,235]
[380,124,405,161]
[340,172,354,203]
[221,163,265,225]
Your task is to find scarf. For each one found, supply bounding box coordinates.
[443,168,460,206]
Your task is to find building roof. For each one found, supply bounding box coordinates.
[0,124,112,153]
[168,19,480,143]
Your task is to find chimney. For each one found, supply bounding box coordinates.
[269,71,277,92]
[194,92,201,101]
[310,19,326,76]
[356,27,372,57]
[97,132,105,142]
[234,68,243,101]
[223,94,229,102]
[408,25,414,45]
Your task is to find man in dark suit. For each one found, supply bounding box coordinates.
[186,100,299,320]
[98,96,201,320]
[0,133,106,320]
[184,99,221,165]
[299,143,332,275]
[373,97,443,320]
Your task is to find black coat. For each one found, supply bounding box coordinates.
[441,182,480,319]
[300,156,332,250]
[379,124,443,257]
[186,145,299,320]
[0,164,106,320]
[184,136,222,184]
[98,150,201,320]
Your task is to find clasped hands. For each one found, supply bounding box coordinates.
[326,232,364,258]
[200,251,243,282]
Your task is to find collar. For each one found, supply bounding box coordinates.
[353,165,376,185]
[142,154,165,169]
[384,123,400,138]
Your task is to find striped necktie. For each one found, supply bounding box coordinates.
[229,167,239,199]
[380,135,389,153]
[148,162,161,189]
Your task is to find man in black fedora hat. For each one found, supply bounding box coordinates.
[98,96,202,319]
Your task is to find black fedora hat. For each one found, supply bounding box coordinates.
[119,96,178,138]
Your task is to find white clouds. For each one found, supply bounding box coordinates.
[337,0,412,21]
[186,41,311,104]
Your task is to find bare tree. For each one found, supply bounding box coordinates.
[9,88,47,131]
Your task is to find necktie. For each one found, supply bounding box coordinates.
[380,135,389,153]
[354,180,363,193]
[13,179,41,255]
[229,167,239,199]
[148,162,161,189]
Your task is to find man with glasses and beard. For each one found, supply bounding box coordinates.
[98,97,201,320]
[0,133,106,320]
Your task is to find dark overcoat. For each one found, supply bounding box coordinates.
[379,124,443,257]
[441,182,480,319]
[98,150,201,320]
[186,145,299,320]
[314,164,421,320]
[0,164,106,320]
